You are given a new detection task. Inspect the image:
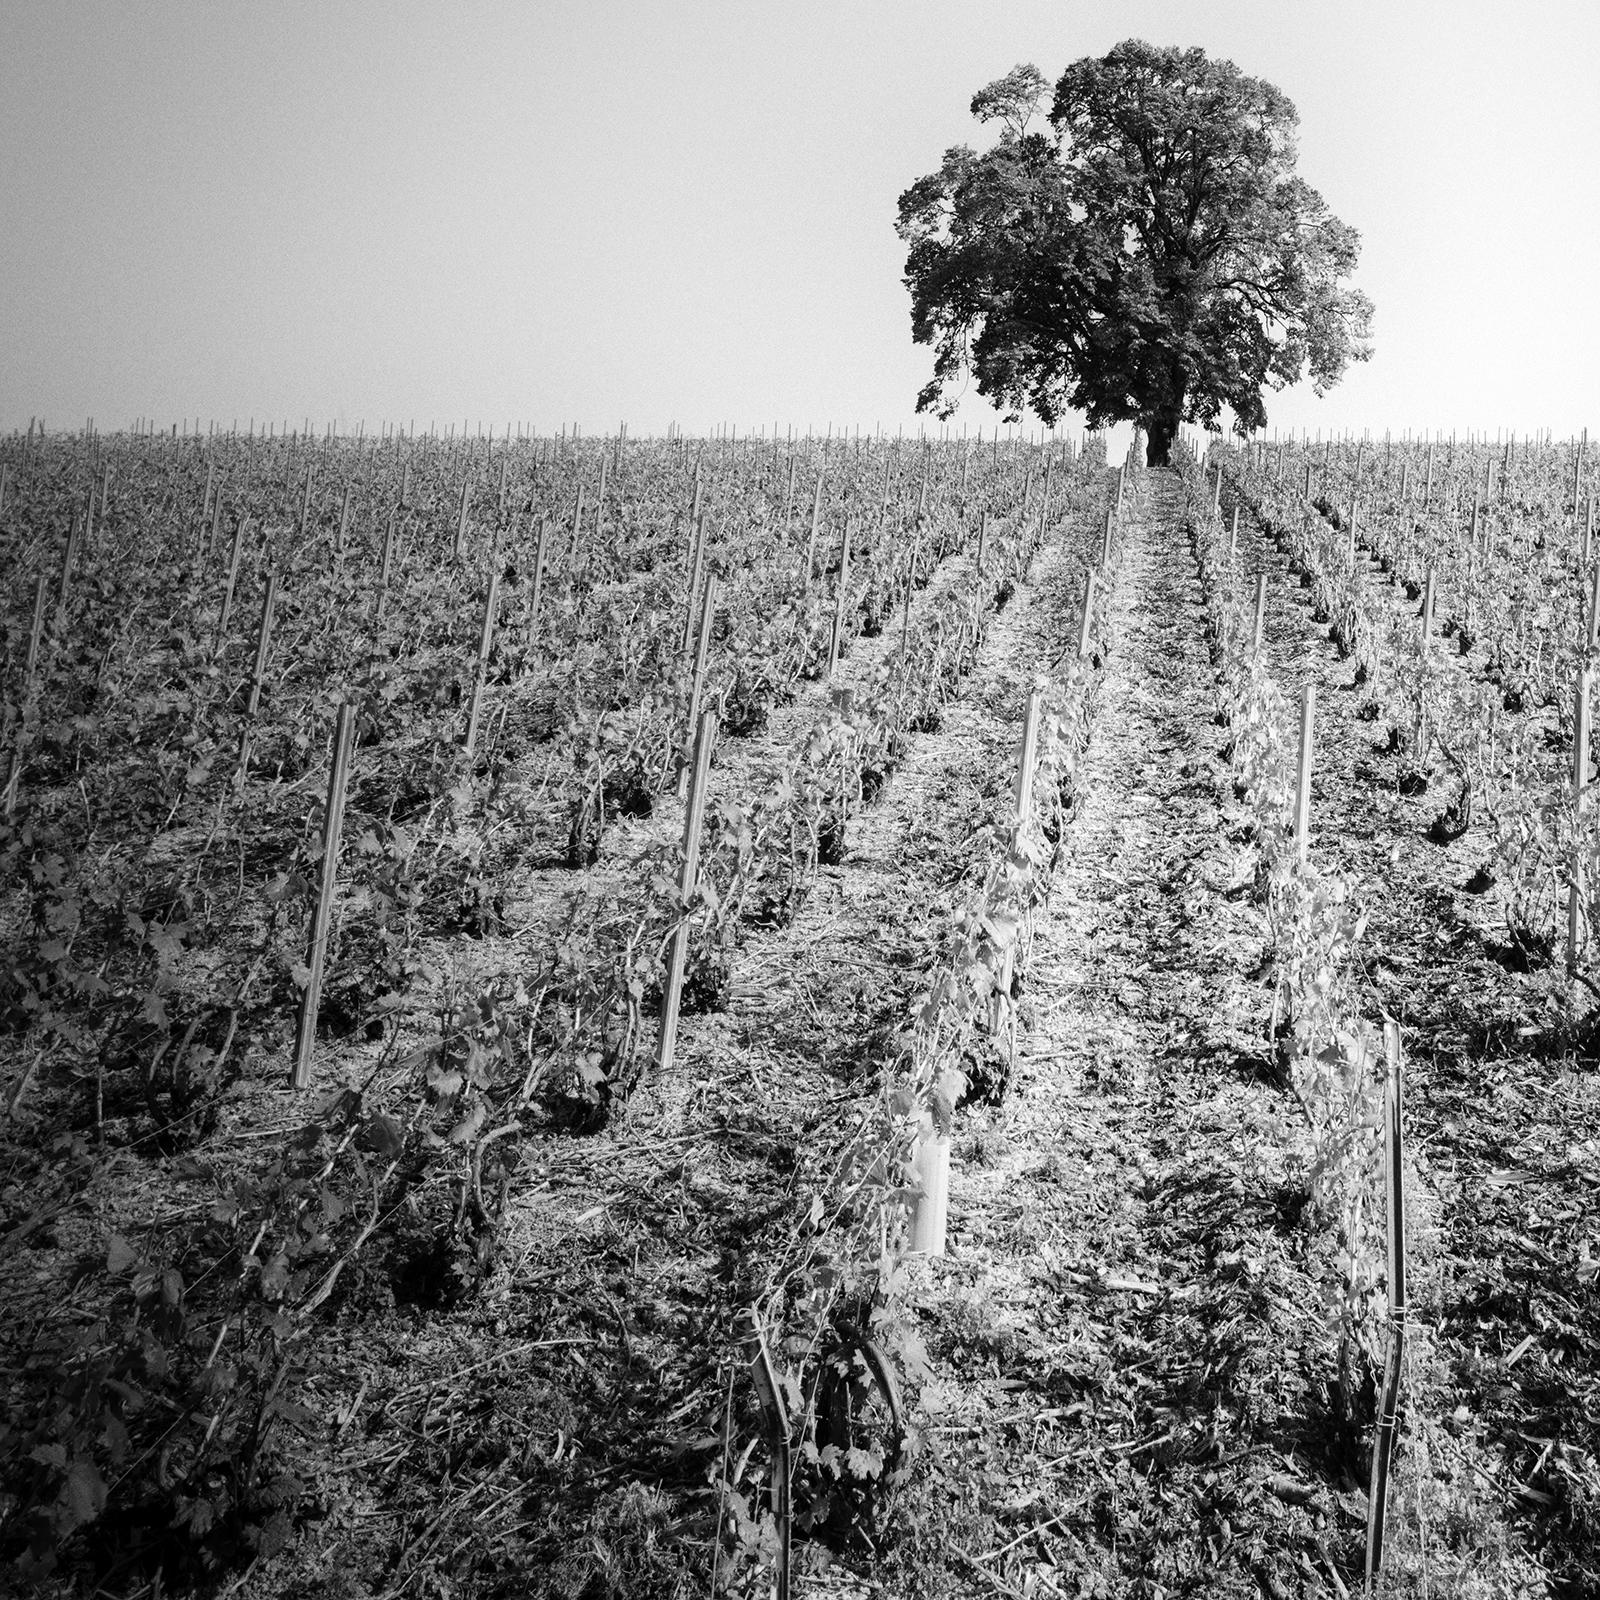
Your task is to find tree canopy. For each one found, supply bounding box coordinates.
[896,42,1374,464]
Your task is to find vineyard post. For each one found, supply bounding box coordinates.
[804,471,824,586]
[656,708,718,1078]
[976,513,989,575]
[1228,506,1239,561]
[1252,573,1268,654]
[686,573,720,730]
[992,688,1043,1032]
[55,511,81,627]
[0,463,9,514]
[1212,464,1222,514]
[562,481,586,567]
[1302,462,1313,501]
[1400,461,1410,502]
[497,454,508,516]
[530,515,551,631]
[454,479,471,560]
[1420,568,1437,652]
[23,574,47,690]
[401,460,411,507]
[1574,441,1584,520]
[1076,568,1097,659]
[217,516,249,647]
[298,464,313,543]
[595,451,609,538]
[1587,567,1600,653]
[1364,1021,1408,1587]
[463,571,502,758]
[827,519,853,677]
[1294,683,1315,860]
[899,531,921,660]
[1101,508,1114,568]
[291,703,357,1091]
[683,512,708,649]
[1424,445,1434,510]
[242,569,282,762]
[336,484,352,562]
[375,508,399,622]
[1568,667,1593,973]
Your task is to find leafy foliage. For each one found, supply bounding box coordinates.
[897,42,1374,461]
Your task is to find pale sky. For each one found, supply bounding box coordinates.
[3,1,1597,441]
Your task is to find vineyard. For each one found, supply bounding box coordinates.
[1,418,1596,1599]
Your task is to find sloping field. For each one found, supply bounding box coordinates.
[1,424,1595,1598]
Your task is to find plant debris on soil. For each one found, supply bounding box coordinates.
[2,430,1592,1600]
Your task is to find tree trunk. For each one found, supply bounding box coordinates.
[1145,405,1181,468]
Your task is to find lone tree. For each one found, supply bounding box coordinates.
[897,42,1374,465]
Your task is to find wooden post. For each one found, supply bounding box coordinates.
[529,515,551,631]
[804,471,824,586]
[1420,567,1436,652]
[217,516,248,645]
[454,479,471,560]
[899,532,921,659]
[1295,683,1315,860]
[687,573,719,726]
[595,451,609,538]
[994,690,1043,1019]
[374,507,399,622]
[827,519,852,677]
[1569,666,1593,973]
[401,459,411,507]
[1212,464,1223,514]
[298,464,313,542]
[336,484,352,559]
[463,571,502,757]
[1101,508,1114,567]
[23,574,47,690]
[683,512,708,650]
[656,709,717,1077]
[1252,572,1268,654]
[1076,568,1097,659]
[245,573,281,720]
[291,703,357,1090]
[1228,505,1240,560]
[1364,1021,1408,1587]
[0,463,9,515]
[54,510,83,628]
[1587,566,1600,653]
[207,488,223,564]
[976,513,989,574]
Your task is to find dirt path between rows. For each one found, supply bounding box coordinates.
[883,471,1544,1600]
